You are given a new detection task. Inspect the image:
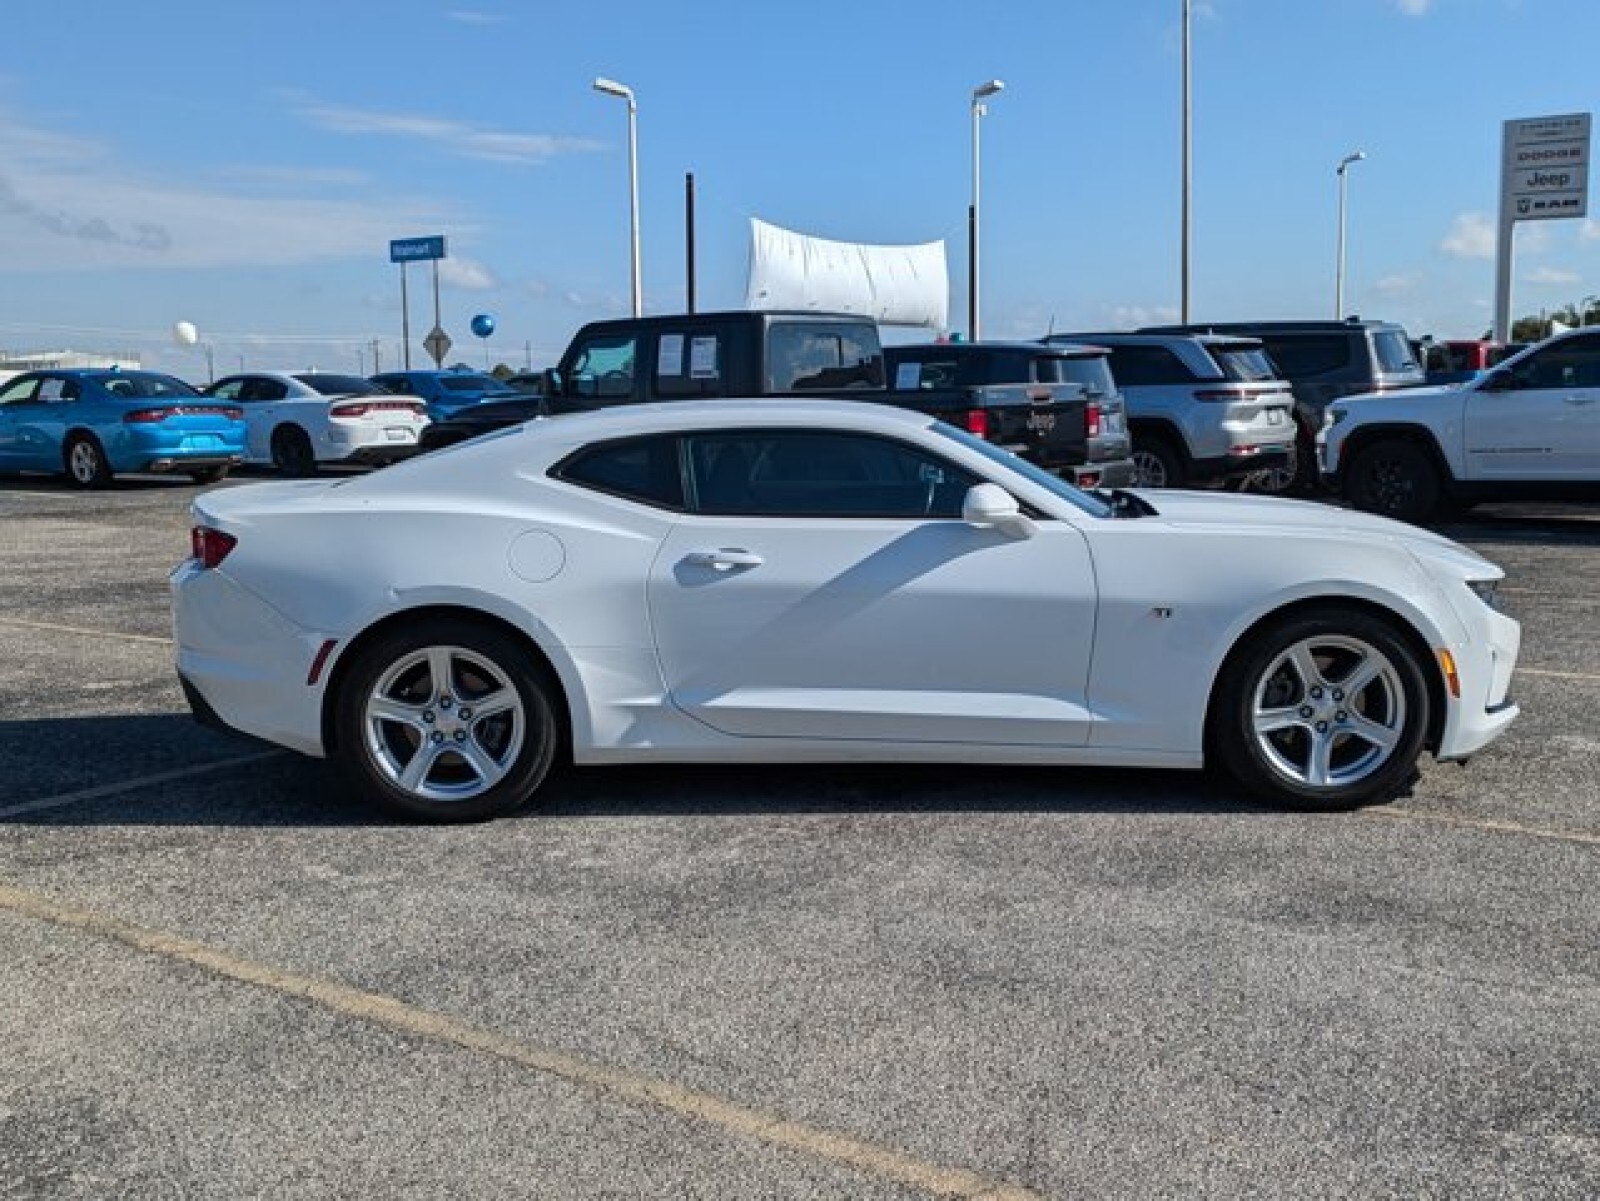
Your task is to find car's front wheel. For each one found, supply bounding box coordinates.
[333,618,561,822]
[1210,607,1430,810]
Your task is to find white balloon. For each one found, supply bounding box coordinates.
[172,321,199,346]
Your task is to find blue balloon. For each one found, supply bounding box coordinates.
[470,313,495,339]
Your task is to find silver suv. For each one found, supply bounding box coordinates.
[1044,332,1296,488]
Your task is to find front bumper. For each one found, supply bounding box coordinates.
[1436,603,1521,761]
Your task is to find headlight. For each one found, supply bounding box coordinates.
[1466,578,1503,612]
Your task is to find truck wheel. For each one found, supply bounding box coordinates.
[1344,439,1441,523]
[1132,436,1185,489]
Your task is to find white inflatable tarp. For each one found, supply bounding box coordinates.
[744,218,948,329]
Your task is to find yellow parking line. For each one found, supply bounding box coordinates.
[1516,666,1600,682]
[0,616,172,646]
[0,752,285,819]
[0,884,1040,1200]
[1368,808,1600,847]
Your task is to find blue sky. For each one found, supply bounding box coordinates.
[2,0,1597,377]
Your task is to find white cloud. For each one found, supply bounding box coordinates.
[1439,212,1495,260]
[438,256,498,290]
[1391,0,1432,15]
[1374,272,1421,297]
[0,108,445,271]
[1109,304,1180,330]
[288,94,601,165]
[447,9,505,24]
[1523,266,1581,286]
[1518,223,1551,253]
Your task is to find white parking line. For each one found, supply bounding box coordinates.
[1517,666,1600,683]
[0,884,1041,1200]
[0,616,172,646]
[0,752,284,819]
[1369,808,1600,847]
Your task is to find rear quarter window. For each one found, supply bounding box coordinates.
[553,436,684,510]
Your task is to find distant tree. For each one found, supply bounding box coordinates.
[1510,294,1600,341]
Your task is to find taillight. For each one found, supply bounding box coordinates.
[964,409,994,438]
[190,526,236,569]
[124,407,176,423]
[124,405,241,422]
[331,400,425,419]
[1085,402,1102,438]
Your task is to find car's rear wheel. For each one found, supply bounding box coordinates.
[1343,439,1441,523]
[1210,607,1430,811]
[271,425,317,477]
[63,434,112,489]
[333,618,560,822]
[1131,435,1185,488]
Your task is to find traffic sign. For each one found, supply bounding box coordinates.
[390,235,448,263]
[423,326,452,366]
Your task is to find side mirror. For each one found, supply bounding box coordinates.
[962,483,1037,540]
[542,367,564,397]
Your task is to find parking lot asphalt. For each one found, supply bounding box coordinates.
[1,473,1596,1199]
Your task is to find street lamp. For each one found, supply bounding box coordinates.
[969,78,1004,341]
[1334,150,1366,319]
[593,76,642,317]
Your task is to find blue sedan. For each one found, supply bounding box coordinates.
[0,369,247,487]
[368,370,521,422]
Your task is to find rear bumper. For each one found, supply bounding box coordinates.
[143,454,244,474]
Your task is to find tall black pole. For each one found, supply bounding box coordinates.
[685,172,697,314]
[400,264,412,369]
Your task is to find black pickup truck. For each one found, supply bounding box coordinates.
[422,311,1133,486]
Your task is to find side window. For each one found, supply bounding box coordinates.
[767,323,885,392]
[686,431,977,519]
[889,357,957,390]
[1261,335,1350,378]
[0,377,39,404]
[209,380,246,401]
[37,377,80,403]
[654,332,724,398]
[553,435,684,509]
[1508,336,1600,390]
[1106,345,1192,386]
[254,378,289,401]
[568,335,637,399]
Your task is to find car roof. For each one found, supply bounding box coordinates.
[1138,319,1406,335]
[533,397,936,437]
[1048,331,1264,348]
[887,340,1106,356]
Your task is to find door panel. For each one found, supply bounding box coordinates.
[647,518,1098,746]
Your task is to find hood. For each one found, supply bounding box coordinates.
[1134,488,1491,567]
[1334,381,1465,407]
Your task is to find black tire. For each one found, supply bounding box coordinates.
[1131,435,1185,489]
[188,466,229,485]
[271,425,318,477]
[63,434,113,489]
[1343,439,1441,523]
[1209,606,1430,811]
[333,617,561,822]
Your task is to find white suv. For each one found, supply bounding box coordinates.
[1045,332,1296,488]
[1319,327,1600,521]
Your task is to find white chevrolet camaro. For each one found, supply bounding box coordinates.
[172,399,1521,822]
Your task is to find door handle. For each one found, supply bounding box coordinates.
[684,548,764,571]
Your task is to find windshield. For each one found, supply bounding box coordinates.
[1211,343,1278,382]
[440,374,506,392]
[1038,355,1115,395]
[1374,330,1420,374]
[933,422,1112,518]
[296,374,386,396]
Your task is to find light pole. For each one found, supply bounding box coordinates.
[1334,150,1366,319]
[1181,0,1192,322]
[593,77,642,317]
[969,79,1004,341]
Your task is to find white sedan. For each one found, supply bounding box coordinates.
[203,372,429,475]
[172,399,1521,822]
